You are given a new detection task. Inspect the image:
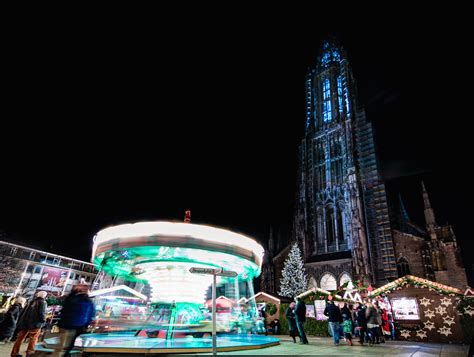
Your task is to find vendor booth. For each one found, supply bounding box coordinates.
[369,275,466,343]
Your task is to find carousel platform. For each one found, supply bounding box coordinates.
[42,332,280,354]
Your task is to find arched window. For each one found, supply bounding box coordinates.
[322,78,332,122]
[397,257,411,277]
[309,276,318,289]
[326,206,335,247]
[320,273,337,291]
[339,273,351,287]
[337,75,344,116]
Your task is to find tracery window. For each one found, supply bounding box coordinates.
[397,257,411,277]
[320,273,337,291]
[323,78,332,122]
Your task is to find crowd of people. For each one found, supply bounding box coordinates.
[323,300,394,346]
[0,283,95,357]
[285,297,394,347]
[1,286,398,354]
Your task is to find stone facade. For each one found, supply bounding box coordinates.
[392,230,428,279]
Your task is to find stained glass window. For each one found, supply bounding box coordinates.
[337,76,344,115]
[323,79,332,122]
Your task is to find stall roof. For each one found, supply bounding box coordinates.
[239,292,281,304]
[297,287,343,300]
[369,275,463,296]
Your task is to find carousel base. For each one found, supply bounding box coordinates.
[44,332,280,354]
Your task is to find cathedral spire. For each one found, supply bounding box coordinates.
[268,226,274,258]
[422,181,437,238]
[398,193,410,222]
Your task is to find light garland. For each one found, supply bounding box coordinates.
[369,275,462,297]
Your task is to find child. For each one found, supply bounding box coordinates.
[341,313,353,346]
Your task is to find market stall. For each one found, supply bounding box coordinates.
[369,275,465,343]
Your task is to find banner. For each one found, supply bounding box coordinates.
[37,267,68,293]
[314,300,328,320]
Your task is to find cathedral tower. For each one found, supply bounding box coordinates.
[293,39,398,287]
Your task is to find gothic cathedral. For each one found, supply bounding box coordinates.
[261,39,467,294]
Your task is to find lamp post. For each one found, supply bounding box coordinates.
[189,267,237,356]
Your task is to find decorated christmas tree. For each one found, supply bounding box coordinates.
[278,242,308,298]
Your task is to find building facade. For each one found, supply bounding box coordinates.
[293,38,397,287]
[0,240,110,302]
[261,39,468,294]
[391,183,467,289]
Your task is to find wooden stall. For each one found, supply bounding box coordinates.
[369,275,465,343]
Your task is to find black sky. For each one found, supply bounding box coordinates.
[1,11,471,282]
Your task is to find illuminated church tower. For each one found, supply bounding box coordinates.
[293,39,398,287]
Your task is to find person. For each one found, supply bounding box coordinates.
[0,297,26,343]
[54,284,96,357]
[387,310,396,340]
[365,302,380,345]
[375,303,385,343]
[324,299,342,346]
[270,318,281,335]
[354,303,368,345]
[285,303,298,343]
[10,291,48,357]
[341,303,351,321]
[294,297,308,344]
[381,308,391,340]
[341,312,353,346]
[260,306,267,335]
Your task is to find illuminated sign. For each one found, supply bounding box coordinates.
[391,298,420,320]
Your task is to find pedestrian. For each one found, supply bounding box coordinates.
[354,303,368,345]
[341,303,351,321]
[10,290,48,357]
[375,303,385,343]
[269,318,281,334]
[54,284,96,357]
[324,299,342,346]
[341,312,353,346]
[365,302,380,345]
[285,302,298,343]
[294,297,308,344]
[260,306,268,335]
[0,297,26,343]
[381,308,391,340]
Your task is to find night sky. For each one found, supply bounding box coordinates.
[1,12,471,283]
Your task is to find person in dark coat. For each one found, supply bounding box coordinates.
[55,284,96,357]
[340,303,351,319]
[285,302,298,343]
[294,297,308,344]
[354,304,368,344]
[11,291,48,357]
[324,300,342,345]
[0,297,26,342]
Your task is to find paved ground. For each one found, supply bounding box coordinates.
[0,336,470,356]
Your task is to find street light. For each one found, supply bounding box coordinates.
[189,267,237,356]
